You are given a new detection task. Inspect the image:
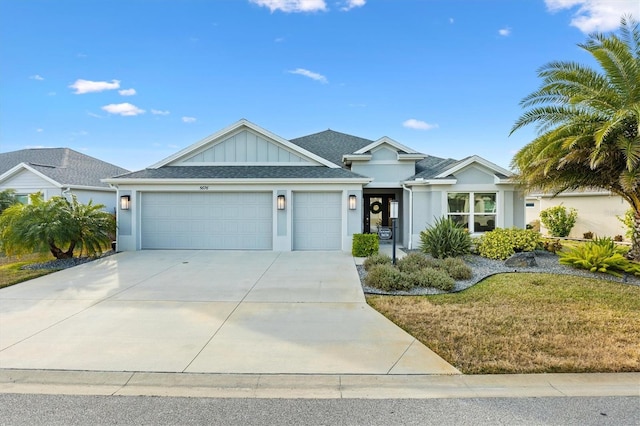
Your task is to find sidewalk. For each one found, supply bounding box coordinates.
[1,369,638,399]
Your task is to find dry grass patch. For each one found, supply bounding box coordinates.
[367,273,640,374]
[0,253,58,289]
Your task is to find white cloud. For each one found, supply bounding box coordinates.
[545,0,637,33]
[403,119,438,131]
[151,109,170,115]
[118,88,136,96]
[182,116,197,123]
[36,128,44,133]
[29,74,44,81]
[250,0,327,13]
[101,103,145,116]
[498,27,511,36]
[288,68,328,83]
[340,0,365,11]
[70,79,120,94]
[87,112,102,118]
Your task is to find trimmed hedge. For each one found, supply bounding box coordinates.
[352,233,379,257]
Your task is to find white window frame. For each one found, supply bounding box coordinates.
[446,191,498,233]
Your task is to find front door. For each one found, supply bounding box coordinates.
[364,195,394,235]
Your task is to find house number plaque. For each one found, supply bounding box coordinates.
[200,186,209,190]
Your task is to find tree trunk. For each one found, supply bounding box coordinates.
[627,211,640,262]
[49,240,75,259]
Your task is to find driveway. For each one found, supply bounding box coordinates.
[0,251,459,375]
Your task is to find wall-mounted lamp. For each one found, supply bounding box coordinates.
[277,194,286,210]
[348,195,357,210]
[120,195,131,210]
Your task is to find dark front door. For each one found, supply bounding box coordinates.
[364,195,394,235]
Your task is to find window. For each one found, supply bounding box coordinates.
[15,194,29,204]
[447,192,496,233]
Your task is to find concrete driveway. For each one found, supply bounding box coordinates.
[0,251,459,375]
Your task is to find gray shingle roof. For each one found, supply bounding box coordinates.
[290,130,374,166]
[114,166,367,180]
[412,156,460,179]
[0,148,130,188]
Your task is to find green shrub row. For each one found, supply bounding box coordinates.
[363,252,471,292]
[476,228,541,260]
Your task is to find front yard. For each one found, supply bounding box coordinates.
[0,253,58,289]
[367,272,640,374]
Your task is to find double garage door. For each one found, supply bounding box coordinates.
[140,192,342,250]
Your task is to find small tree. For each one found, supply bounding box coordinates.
[539,205,577,237]
[0,193,115,259]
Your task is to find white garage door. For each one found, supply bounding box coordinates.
[141,192,272,250]
[293,192,342,250]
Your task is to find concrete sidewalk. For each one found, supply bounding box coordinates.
[1,369,638,399]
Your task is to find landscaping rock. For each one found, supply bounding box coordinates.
[504,252,537,268]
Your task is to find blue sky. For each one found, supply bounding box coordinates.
[1,0,638,172]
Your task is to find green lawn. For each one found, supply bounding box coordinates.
[0,253,59,289]
[367,272,640,374]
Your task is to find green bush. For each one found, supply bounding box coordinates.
[405,268,455,291]
[364,264,409,291]
[542,238,563,253]
[396,252,431,274]
[419,216,471,259]
[363,253,392,271]
[477,228,541,260]
[442,257,473,280]
[352,233,379,257]
[540,205,577,237]
[559,237,640,277]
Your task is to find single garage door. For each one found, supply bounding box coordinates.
[293,192,342,250]
[141,192,272,249]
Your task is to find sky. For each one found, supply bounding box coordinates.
[1,0,638,172]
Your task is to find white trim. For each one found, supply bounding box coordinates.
[166,162,319,167]
[103,177,373,185]
[354,136,423,155]
[0,163,63,188]
[403,178,458,186]
[149,119,341,169]
[435,155,513,179]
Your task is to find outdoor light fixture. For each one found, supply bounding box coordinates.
[348,195,357,210]
[277,194,286,210]
[120,195,131,210]
[390,200,399,264]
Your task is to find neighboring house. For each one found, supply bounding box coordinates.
[526,190,629,240]
[104,119,525,252]
[0,148,130,213]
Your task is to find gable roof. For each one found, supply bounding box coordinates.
[0,148,129,189]
[150,119,339,169]
[408,155,513,184]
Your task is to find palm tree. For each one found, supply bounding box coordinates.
[0,193,116,259]
[510,16,640,260]
[0,189,18,214]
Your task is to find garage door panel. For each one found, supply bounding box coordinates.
[293,192,342,251]
[141,192,272,250]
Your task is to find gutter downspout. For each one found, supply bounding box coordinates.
[402,184,413,250]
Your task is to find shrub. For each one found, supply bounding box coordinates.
[559,237,640,278]
[363,253,392,271]
[364,264,409,291]
[477,228,541,260]
[405,268,455,291]
[352,233,379,257]
[419,216,471,259]
[442,257,473,280]
[396,252,431,274]
[583,231,594,240]
[614,235,624,242]
[617,208,635,241]
[526,220,541,233]
[540,205,577,237]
